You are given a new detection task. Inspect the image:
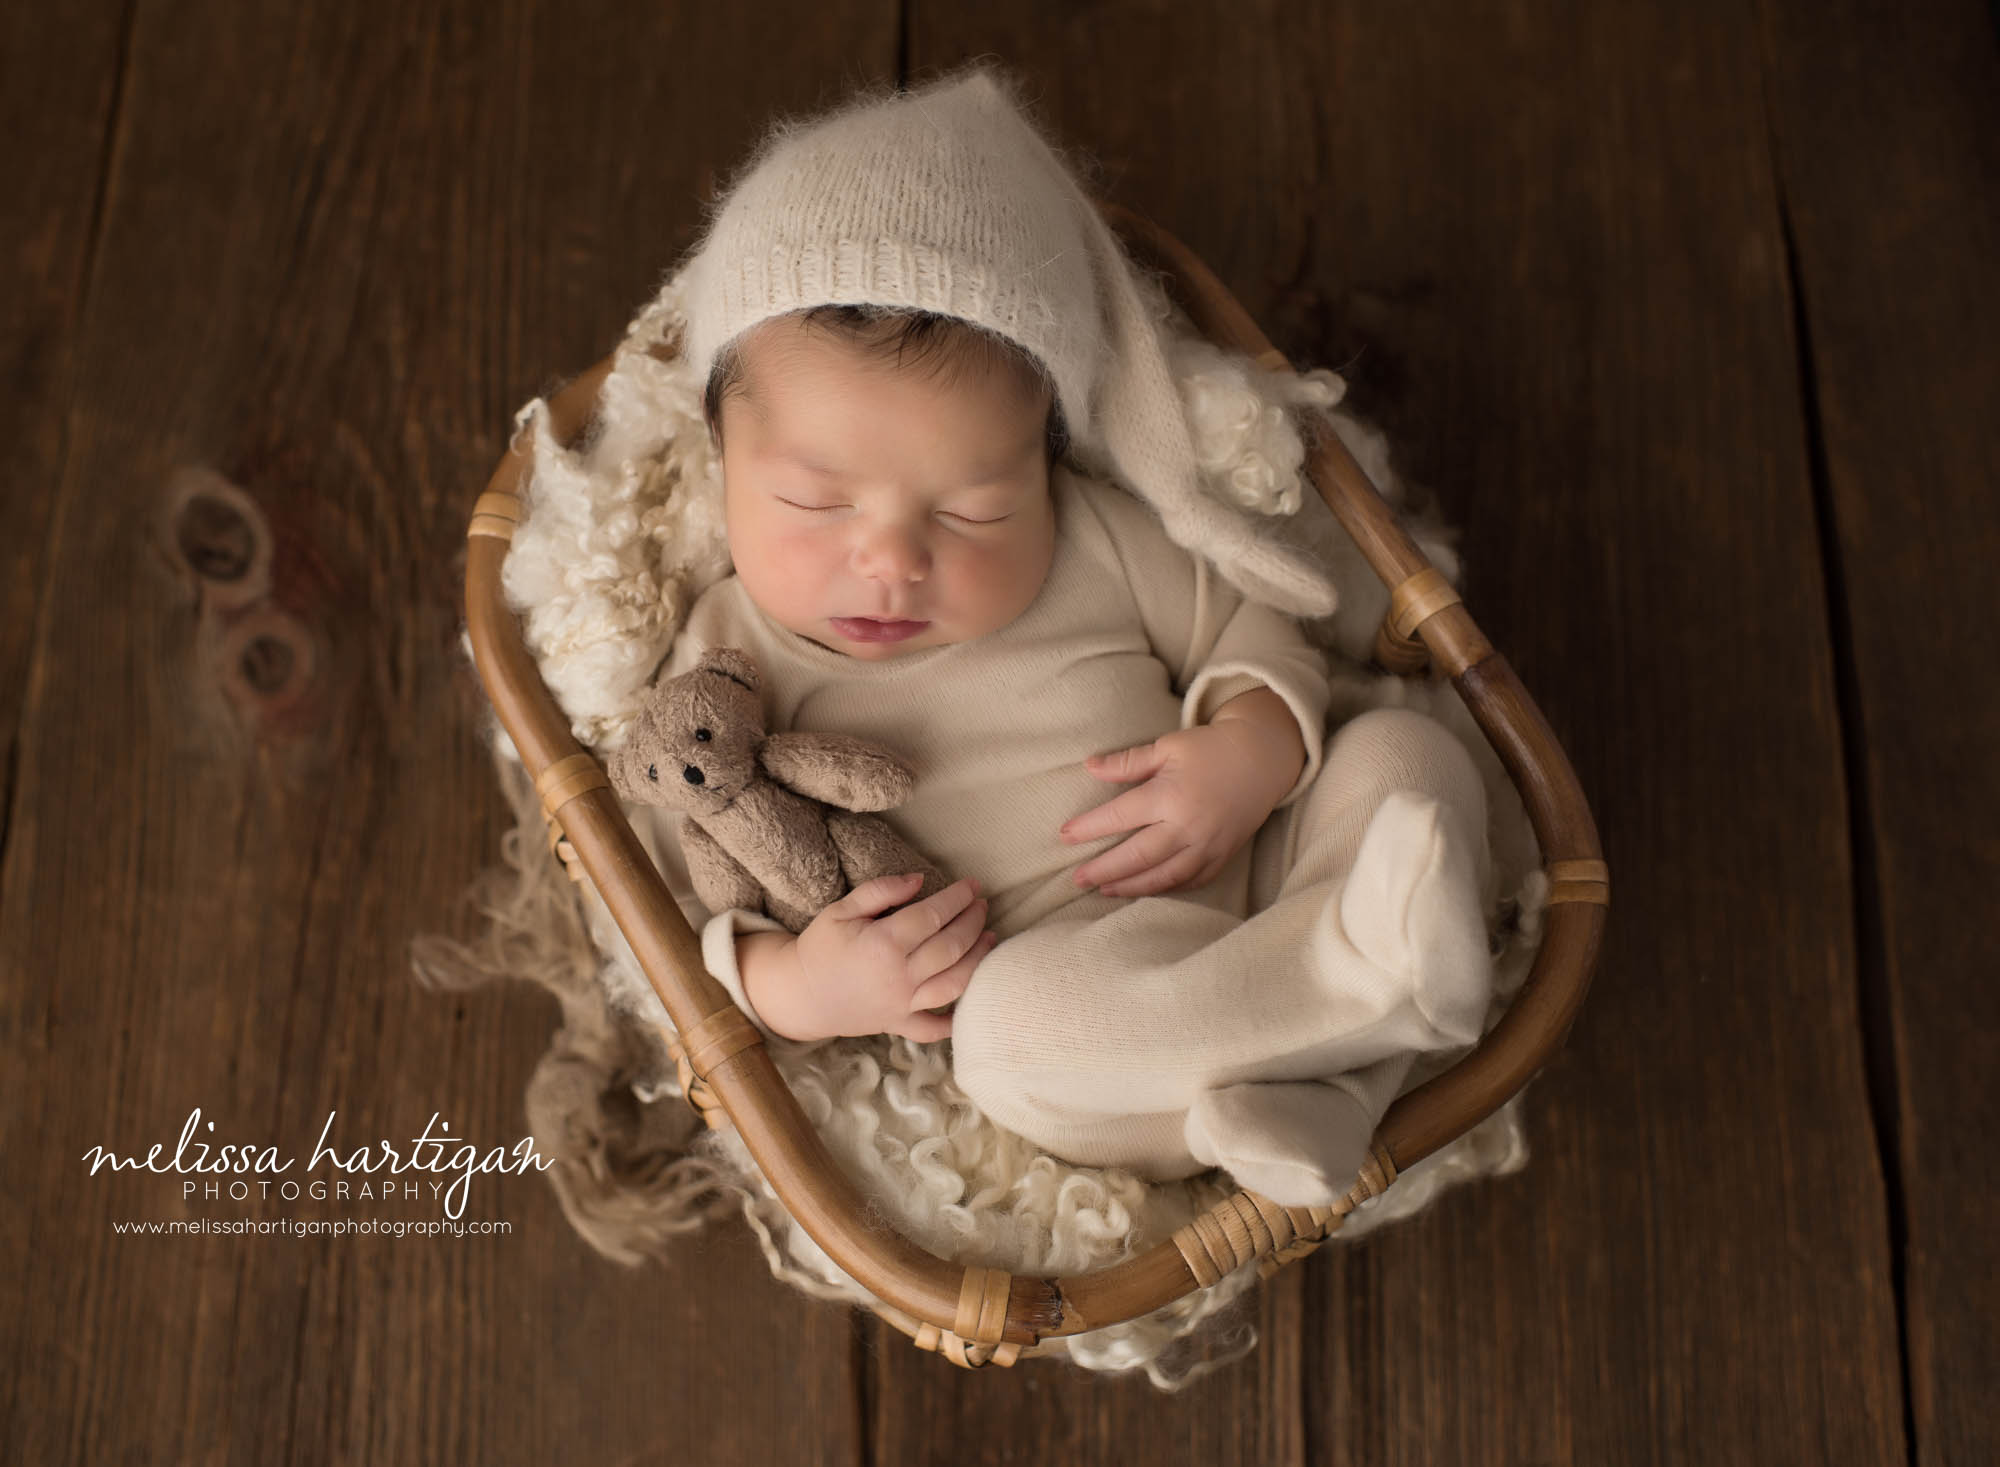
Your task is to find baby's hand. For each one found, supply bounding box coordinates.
[1061,721,1298,897]
[791,874,997,1042]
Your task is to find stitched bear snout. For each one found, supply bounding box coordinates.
[682,764,705,786]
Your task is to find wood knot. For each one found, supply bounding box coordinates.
[165,467,270,610]
[164,465,341,747]
[216,603,317,720]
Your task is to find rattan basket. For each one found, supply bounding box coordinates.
[463,202,1607,1368]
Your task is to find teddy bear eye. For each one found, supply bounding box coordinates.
[646,764,658,782]
[694,728,712,742]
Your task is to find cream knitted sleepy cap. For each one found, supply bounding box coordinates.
[674,65,1341,617]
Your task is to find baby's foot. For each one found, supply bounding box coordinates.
[1337,790,1491,1047]
[1183,1065,1407,1207]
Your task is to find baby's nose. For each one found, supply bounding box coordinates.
[682,764,705,786]
[853,524,929,582]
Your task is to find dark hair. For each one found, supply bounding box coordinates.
[703,305,1070,465]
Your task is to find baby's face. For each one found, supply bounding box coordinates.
[716,315,1057,661]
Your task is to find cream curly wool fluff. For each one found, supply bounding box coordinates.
[446,67,1546,1387]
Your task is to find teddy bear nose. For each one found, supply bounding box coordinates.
[682,764,705,786]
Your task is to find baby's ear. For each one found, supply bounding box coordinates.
[697,646,759,693]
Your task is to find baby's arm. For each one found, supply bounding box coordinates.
[1061,478,1332,897]
[1060,685,1305,896]
[662,587,991,1040]
[736,874,996,1042]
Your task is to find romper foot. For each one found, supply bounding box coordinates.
[1182,1060,1410,1208]
[1337,790,1491,1047]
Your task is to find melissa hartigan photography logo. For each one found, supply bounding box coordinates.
[83,1109,551,1233]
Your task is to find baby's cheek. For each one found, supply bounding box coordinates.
[964,543,1048,614]
[746,530,836,604]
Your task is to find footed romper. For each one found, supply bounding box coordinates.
[949,703,1492,1205]
[644,464,1496,1206]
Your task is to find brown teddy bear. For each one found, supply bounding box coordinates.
[607,647,948,932]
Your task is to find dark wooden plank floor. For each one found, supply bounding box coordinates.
[1755,3,2000,1462]
[4,2,1991,1463]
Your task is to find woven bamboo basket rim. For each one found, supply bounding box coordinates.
[462,201,1607,1362]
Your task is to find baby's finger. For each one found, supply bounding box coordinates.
[897,1010,953,1043]
[1074,826,1185,890]
[904,894,987,980]
[878,874,980,950]
[1083,740,1168,785]
[832,871,926,920]
[1059,785,1157,847]
[1100,846,1207,898]
[908,931,996,1011]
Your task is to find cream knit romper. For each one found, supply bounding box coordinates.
[647,466,1493,1207]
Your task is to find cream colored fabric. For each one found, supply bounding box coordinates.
[955,715,1491,1205]
[636,465,1493,1204]
[650,464,1330,954]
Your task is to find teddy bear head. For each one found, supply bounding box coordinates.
[608,647,765,818]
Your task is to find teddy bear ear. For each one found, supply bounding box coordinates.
[604,748,640,803]
[698,646,759,693]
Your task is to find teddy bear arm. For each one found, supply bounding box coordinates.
[759,730,914,813]
[680,820,768,917]
[825,811,949,904]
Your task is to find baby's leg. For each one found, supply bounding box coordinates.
[951,707,1492,1201]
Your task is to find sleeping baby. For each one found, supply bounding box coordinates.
[639,65,1495,1208]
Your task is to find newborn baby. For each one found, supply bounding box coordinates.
[645,306,1493,1206]
[639,66,1495,1205]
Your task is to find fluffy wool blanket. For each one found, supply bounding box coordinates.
[414,269,1550,1388]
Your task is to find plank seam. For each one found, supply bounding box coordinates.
[1755,15,1917,1460]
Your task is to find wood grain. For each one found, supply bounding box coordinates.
[0,0,127,735]
[1283,3,1908,1460]
[0,2,136,1457]
[1755,1,2000,1461]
